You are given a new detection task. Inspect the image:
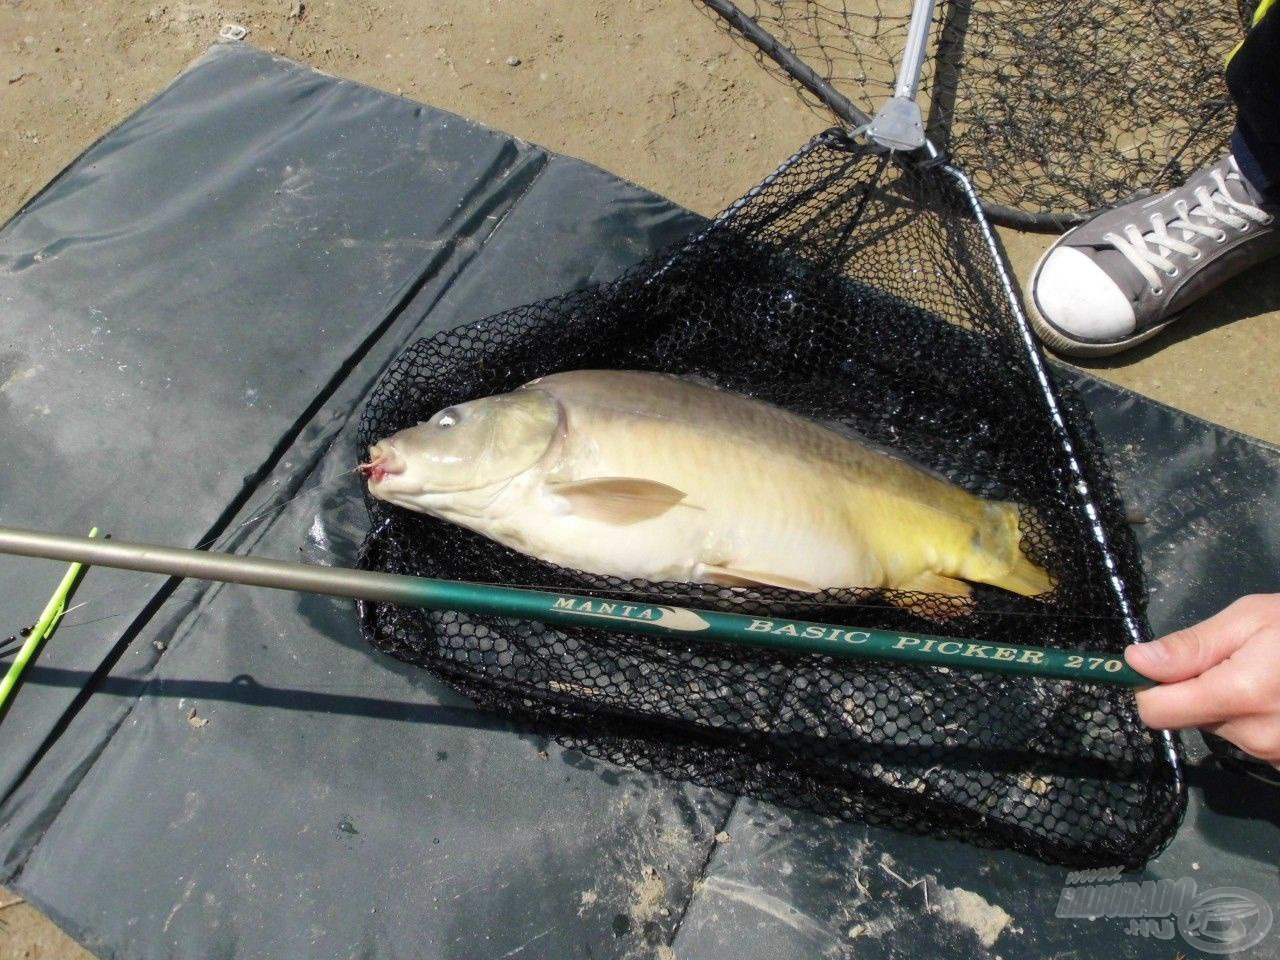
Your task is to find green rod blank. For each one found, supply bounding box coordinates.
[0,528,98,712]
[0,525,1151,686]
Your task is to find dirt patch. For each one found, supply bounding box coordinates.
[0,0,821,223]
[0,892,94,960]
[931,883,1014,949]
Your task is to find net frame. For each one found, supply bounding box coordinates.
[355,131,1186,866]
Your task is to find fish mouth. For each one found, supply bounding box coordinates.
[359,442,407,486]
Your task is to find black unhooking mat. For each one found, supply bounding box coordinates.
[1,42,1277,960]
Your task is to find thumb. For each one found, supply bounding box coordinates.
[1125,613,1252,684]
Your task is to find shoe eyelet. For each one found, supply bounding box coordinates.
[1189,251,1202,261]
[1215,231,1229,243]
[1240,224,1250,234]
[1150,286,1164,296]
[1264,215,1276,226]
[1164,267,1179,278]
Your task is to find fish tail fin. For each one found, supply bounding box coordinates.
[971,502,1055,598]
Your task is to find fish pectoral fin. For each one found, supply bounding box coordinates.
[699,564,821,593]
[548,477,690,525]
[892,572,975,621]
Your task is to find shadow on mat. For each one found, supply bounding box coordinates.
[1186,757,1280,837]
[11,665,504,731]
[13,664,1165,783]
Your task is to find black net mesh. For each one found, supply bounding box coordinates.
[700,0,1250,226]
[356,133,1183,866]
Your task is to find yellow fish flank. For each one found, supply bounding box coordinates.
[362,370,1053,602]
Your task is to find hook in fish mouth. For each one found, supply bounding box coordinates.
[359,442,406,484]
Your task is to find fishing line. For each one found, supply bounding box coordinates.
[30,464,368,634]
[191,463,367,552]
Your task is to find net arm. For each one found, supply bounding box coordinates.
[698,0,872,130]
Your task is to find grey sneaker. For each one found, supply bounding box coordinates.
[1028,155,1280,357]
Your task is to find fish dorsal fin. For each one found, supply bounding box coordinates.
[548,477,689,525]
[699,564,820,593]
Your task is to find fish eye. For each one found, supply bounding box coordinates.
[435,408,459,428]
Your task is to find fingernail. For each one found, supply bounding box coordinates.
[1128,640,1169,664]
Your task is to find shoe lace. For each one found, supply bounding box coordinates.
[1101,157,1274,293]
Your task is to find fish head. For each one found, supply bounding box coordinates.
[362,389,562,513]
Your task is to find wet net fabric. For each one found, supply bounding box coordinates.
[356,134,1183,866]
[700,0,1250,225]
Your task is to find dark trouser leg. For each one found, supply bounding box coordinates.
[1229,1,1280,198]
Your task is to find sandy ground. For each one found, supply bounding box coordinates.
[1,0,1278,446]
[1,888,87,960]
[0,1,1277,956]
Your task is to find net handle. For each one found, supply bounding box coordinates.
[894,0,937,101]
[696,0,1089,232]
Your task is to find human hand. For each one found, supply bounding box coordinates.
[1125,594,1280,765]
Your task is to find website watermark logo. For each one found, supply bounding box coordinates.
[1056,868,1273,954]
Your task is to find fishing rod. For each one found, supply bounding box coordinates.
[0,525,1150,687]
